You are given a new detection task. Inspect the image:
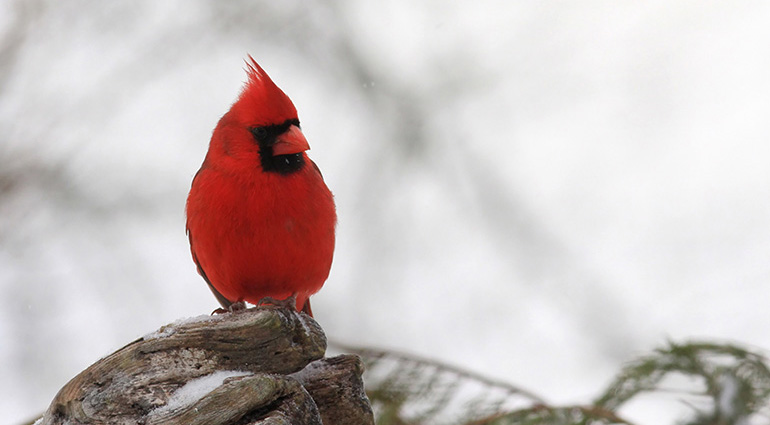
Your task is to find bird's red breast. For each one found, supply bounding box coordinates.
[185,57,336,315]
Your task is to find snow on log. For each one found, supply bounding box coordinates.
[39,307,374,425]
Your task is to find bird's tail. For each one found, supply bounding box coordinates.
[301,299,313,317]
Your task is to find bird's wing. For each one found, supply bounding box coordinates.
[187,228,233,309]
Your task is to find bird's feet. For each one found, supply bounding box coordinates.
[257,293,298,311]
[211,300,247,315]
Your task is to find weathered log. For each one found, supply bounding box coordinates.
[39,306,374,425]
[292,355,374,425]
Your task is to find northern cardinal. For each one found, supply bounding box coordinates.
[186,57,336,316]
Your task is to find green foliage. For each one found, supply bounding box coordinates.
[337,340,770,425]
[595,341,770,425]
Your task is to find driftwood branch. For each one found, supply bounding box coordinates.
[39,307,374,425]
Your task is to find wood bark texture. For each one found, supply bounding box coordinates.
[39,307,374,425]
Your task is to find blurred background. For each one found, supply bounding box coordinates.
[1,1,769,423]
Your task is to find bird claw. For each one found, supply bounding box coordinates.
[257,294,298,311]
[229,301,247,312]
[210,300,247,315]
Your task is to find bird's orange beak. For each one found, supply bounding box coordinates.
[272,125,310,156]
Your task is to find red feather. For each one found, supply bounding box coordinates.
[186,58,336,316]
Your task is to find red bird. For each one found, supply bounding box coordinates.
[186,58,336,316]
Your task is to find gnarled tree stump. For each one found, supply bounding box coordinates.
[39,307,374,425]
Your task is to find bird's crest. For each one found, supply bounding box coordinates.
[232,56,298,125]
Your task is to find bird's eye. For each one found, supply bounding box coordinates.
[251,127,268,140]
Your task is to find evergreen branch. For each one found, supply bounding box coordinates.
[331,341,543,425]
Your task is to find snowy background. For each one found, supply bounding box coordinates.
[2,1,769,424]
